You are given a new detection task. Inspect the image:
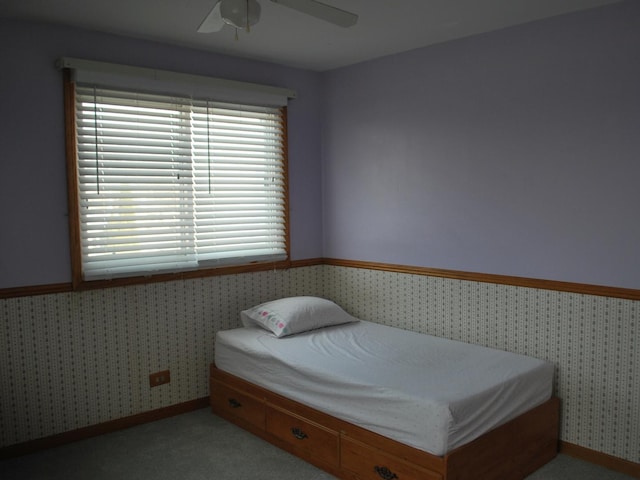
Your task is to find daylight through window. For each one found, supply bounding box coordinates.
[72,85,288,281]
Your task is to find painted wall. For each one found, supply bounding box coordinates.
[0,19,323,289]
[321,1,640,290]
[1,2,639,469]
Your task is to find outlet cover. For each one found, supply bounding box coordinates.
[149,370,170,388]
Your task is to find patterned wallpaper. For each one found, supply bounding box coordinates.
[1,264,638,465]
[322,265,639,464]
[0,267,322,448]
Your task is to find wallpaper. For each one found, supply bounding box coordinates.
[322,265,639,464]
[1,265,638,465]
[0,267,322,448]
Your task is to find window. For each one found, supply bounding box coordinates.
[63,62,290,284]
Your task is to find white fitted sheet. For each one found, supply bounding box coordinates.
[215,320,554,456]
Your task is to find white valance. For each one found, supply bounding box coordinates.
[56,57,297,107]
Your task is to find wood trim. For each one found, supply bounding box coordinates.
[62,69,83,289]
[323,258,640,301]
[0,283,73,299]
[0,397,209,460]
[2,257,638,300]
[560,441,640,478]
[0,259,322,299]
[71,259,294,291]
[281,106,291,266]
[289,257,323,268]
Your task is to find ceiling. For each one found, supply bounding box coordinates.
[0,0,622,71]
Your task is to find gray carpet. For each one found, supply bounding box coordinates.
[0,408,634,480]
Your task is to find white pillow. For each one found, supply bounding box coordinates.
[240,296,356,338]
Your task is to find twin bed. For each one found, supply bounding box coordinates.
[210,296,559,480]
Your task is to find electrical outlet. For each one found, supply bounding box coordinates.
[149,370,170,388]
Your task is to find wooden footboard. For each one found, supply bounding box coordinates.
[209,364,559,480]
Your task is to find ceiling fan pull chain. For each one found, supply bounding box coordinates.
[246,0,250,32]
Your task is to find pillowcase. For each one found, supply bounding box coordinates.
[240,296,356,338]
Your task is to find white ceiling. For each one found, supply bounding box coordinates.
[0,0,622,71]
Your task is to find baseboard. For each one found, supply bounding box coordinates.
[2,402,638,478]
[0,397,210,460]
[560,441,640,478]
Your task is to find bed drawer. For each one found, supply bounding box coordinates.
[341,437,443,480]
[266,404,339,467]
[210,379,265,429]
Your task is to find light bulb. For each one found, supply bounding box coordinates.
[220,0,261,29]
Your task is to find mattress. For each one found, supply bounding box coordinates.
[214,319,554,456]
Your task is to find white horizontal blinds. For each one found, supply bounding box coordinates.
[76,86,196,279]
[75,84,286,280]
[192,101,286,265]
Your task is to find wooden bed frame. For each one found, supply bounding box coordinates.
[210,364,559,480]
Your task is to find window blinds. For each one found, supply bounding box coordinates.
[75,85,287,280]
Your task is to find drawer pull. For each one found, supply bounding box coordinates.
[228,398,242,408]
[291,427,308,440]
[374,465,398,480]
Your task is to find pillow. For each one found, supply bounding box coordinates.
[240,296,356,338]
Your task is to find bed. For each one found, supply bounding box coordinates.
[209,296,559,480]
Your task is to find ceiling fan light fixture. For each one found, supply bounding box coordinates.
[220,0,261,30]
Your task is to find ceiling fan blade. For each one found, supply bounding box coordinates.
[197,1,225,33]
[269,0,358,28]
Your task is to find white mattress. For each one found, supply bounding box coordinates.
[215,320,554,456]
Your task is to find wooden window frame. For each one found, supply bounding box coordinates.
[62,69,290,290]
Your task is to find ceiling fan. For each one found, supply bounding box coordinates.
[197,0,358,34]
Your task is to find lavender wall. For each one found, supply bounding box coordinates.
[0,20,323,289]
[322,1,640,290]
